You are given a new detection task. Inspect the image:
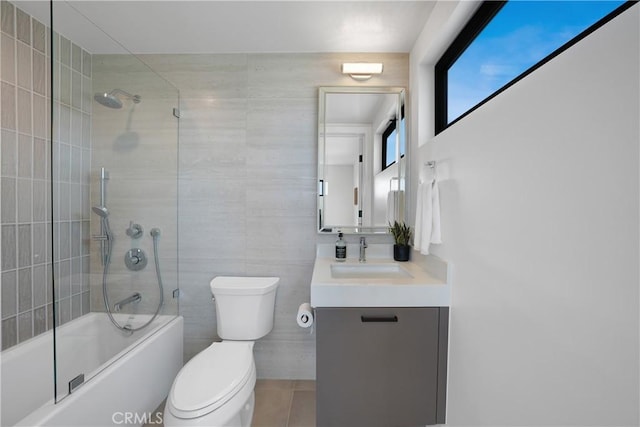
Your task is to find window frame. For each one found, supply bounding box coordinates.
[434,0,636,134]
[381,120,397,171]
[381,107,405,171]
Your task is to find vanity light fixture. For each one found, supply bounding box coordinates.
[342,63,383,81]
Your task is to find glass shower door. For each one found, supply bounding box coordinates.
[50,0,179,402]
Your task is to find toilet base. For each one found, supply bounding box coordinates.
[164,390,254,427]
[163,361,256,427]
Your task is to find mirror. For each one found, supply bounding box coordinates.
[318,87,407,234]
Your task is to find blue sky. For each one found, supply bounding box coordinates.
[447,1,626,123]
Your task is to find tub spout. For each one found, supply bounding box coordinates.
[114,293,142,312]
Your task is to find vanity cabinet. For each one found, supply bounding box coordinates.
[316,307,448,427]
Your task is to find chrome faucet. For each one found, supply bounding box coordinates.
[113,292,142,312]
[359,237,368,262]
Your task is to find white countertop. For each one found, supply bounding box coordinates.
[310,244,451,308]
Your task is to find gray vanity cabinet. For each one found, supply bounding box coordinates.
[316,307,448,427]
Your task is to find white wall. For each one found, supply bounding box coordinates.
[325,164,354,226]
[411,4,639,426]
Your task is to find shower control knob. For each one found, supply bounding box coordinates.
[125,248,147,271]
[126,221,144,239]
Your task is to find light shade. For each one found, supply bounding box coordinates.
[341,63,384,81]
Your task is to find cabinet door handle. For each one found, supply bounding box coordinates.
[361,315,398,323]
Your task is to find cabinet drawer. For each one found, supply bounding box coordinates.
[316,307,447,427]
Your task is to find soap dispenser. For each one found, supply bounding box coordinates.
[335,232,347,262]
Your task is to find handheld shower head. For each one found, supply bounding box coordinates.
[93,205,114,243]
[92,205,109,218]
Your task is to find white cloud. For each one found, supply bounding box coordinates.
[479,63,518,78]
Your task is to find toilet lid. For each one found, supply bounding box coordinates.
[169,341,254,418]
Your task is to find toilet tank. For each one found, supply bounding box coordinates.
[209,276,279,340]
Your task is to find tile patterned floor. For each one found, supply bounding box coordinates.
[252,380,316,427]
[146,379,315,427]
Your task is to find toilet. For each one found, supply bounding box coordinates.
[163,276,279,427]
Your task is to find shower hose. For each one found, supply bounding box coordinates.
[101,227,164,332]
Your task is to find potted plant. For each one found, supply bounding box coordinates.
[389,221,412,262]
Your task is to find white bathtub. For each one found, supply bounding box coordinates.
[1,313,183,426]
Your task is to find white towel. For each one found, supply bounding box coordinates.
[386,190,405,224]
[387,191,396,224]
[431,181,441,244]
[414,179,441,254]
[413,181,432,254]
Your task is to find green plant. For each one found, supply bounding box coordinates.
[388,221,412,246]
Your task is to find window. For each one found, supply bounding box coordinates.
[381,109,406,171]
[435,0,634,133]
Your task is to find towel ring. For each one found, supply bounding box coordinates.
[424,161,437,181]
[389,177,399,191]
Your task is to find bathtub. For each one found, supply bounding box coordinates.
[1,312,183,426]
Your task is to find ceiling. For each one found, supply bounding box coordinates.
[16,1,436,54]
[325,93,396,165]
[326,93,392,124]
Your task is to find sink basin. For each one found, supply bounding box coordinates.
[330,262,413,279]
[311,244,450,307]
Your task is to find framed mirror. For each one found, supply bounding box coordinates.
[318,87,407,234]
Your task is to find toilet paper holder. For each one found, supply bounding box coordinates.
[297,302,314,330]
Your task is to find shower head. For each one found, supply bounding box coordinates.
[92,205,110,218]
[94,89,141,109]
[94,92,123,109]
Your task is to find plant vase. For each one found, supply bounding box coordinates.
[393,244,411,262]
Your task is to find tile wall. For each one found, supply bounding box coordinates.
[0,3,408,372]
[89,55,179,319]
[138,52,408,378]
[0,1,92,350]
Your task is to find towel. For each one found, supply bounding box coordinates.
[387,191,395,223]
[414,179,441,254]
[386,190,405,224]
[431,181,441,244]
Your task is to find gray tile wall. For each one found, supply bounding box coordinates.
[51,23,92,332]
[138,52,408,379]
[89,55,179,320]
[0,2,407,381]
[0,1,92,350]
[1,3,407,377]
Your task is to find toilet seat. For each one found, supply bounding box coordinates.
[168,341,254,419]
